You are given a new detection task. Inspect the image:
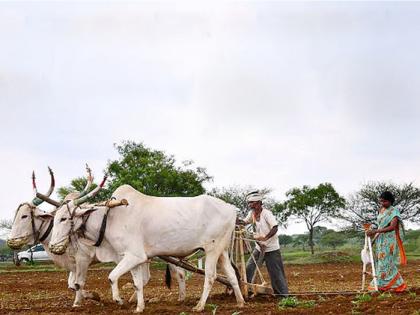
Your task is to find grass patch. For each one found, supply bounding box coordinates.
[352,293,372,305]
[205,303,218,315]
[278,297,316,310]
[282,251,355,264]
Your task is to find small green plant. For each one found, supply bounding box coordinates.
[278,296,299,308]
[231,312,242,315]
[206,303,218,315]
[377,292,392,300]
[408,291,417,299]
[278,297,316,309]
[352,293,372,305]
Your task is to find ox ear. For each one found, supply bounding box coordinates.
[34,209,54,219]
[74,207,98,218]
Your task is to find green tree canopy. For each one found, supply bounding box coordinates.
[319,230,347,250]
[58,141,213,201]
[340,181,420,227]
[280,183,346,254]
[279,234,293,247]
[291,234,309,251]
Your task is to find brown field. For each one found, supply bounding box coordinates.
[1,261,420,314]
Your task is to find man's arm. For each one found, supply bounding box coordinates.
[237,211,252,226]
[236,218,247,225]
[255,225,278,241]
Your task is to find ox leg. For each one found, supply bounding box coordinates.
[219,250,244,307]
[193,252,218,312]
[129,263,151,304]
[108,253,146,307]
[73,255,93,307]
[130,265,145,313]
[67,271,83,307]
[169,264,186,302]
[68,271,76,290]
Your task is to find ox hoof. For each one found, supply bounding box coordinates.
[177,297,186,302]
[114,298,124,305]
[134,306,144,313]
[72,303,81,308]
[192,304,204,312]
[237,301,245,308]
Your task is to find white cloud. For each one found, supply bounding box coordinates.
[1,1,420,233]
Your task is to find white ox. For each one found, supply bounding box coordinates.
[7,169,186,308]
[48,184,245,312]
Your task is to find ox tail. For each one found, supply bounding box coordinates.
[231,262,241,282]
[165,264,172,289]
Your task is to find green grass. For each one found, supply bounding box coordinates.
[282,250,357,264]
[278,297,316,310]
[352,293,372,305]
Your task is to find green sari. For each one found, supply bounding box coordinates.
[369,206,407,292]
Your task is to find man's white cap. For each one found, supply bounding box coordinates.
[246,190,263,202]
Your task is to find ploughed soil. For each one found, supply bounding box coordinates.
[1,261,420,314]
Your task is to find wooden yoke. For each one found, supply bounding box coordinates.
[97,199,129,208]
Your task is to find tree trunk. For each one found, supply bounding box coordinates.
[309,227,314,255]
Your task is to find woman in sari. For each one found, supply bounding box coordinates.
[367,191,407,292]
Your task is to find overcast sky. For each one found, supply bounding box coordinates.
[1,1,420,234]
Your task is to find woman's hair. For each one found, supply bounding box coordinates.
[380,191,395,205]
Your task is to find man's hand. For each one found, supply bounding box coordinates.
[236,218,246,226]
[253,234,266,242]
[366,230,378,238]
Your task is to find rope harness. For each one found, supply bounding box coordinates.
[13,203,50,246]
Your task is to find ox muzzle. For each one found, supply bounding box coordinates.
[49,239,69,255]
[7,237,29,250]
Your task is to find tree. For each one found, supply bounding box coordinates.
[281,183,346,254]
[341,182,420,227]
[279,235,293,248]
[292,234,309,251]
[209,186,273,218]
[319,230,347,250]
[0,219,12,239]
[58,178,106,202]
[58,141,213,202]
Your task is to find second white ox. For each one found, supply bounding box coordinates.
[48,184,245,312]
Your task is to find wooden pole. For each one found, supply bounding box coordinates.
[159,256,232,287]
[367,236,378,291]
[238,229,248,299]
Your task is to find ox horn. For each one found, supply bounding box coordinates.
[74,175,108,206]
[78,164,94,198]
[35,192,61,207]
[31,167,56,206]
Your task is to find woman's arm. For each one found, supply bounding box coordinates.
[367,217,398,237]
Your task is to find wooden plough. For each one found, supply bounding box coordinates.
[158,227,273,296]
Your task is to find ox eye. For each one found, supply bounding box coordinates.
[60,218,67,222]
[21,215,28,219]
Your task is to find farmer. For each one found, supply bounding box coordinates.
[367,191,407,292]
[237,191,289,296]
